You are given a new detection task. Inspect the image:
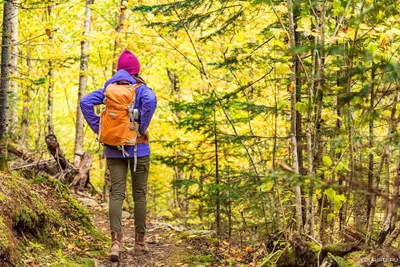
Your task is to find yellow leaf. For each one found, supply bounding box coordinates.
[245,246,253,252]
[298,17,312,33]
[237,54,251,61]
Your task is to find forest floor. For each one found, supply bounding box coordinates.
[86,201,198,267]
[0,172,215,267]
[3,172,387,266]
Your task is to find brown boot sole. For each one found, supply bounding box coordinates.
[110,252,121,262]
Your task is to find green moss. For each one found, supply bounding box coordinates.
[0,156,8,171]
[0,173,108,266]
[14,206,41,231]
[187,253,215,266]
[276,248,297,265]
[36,175,94,231]
[308,241,322,252]
[327,253,353,267]
[0,218,9,255]
[40,175,70,199]
[162,247,193,266]
[50,250,96,267]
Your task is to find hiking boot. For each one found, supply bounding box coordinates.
[134,233,149,255]
[110,232,123,262]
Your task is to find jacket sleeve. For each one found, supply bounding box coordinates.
[80,88,105,134]
[139,86,157,133]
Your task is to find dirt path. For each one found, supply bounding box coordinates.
[87,206,193,267]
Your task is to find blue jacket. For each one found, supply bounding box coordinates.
[80,70,157,158]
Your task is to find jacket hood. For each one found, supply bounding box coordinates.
[103,69,136,89]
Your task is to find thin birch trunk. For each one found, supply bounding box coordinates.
[112,0,127,74]
[313,0,328,244]
[9,0,18,133]
[47,5,54,134]
[305,0,318,236]
[74,0,94,166]
[47,60,54,134]
[0,0,13,170]
[287,0,302,232]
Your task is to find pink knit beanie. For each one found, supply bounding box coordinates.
[117,50,140,75]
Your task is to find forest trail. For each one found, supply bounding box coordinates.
[81,197,194,267]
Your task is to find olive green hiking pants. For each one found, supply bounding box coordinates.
[107,156,149,234]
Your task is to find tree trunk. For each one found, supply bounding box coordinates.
[47,60,54,134]
[376,85,400,245]
[72,152,93,192]
[46,5,54,134]
[305,0,318,237]
[9,0,18,133]
[47,4,54,134]
[366,66,376,234]
[366,85,398,241]
[20,51,31,147]
[347,0,365,232]
[214,108,221,236]
[287,0,302,233]
[45,134,68,171]
[45,134,79,184]
[0,0,13,171]
[112,0,127,74]
[315,0,328,244]
[379,153,400,247]
[74,0,94,166]
[382,222,400,249]
[168,68,190,214]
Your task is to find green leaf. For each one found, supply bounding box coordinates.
[324,188,336,201]
[334,162,344,172]
[367,42,379,55]
[332,0,342,9]
[295,102,307,114]
[332,193,346,211]
[322,156,333,167]
[332,0,344,16]
[257,180,274,192]
[327,213,335,222]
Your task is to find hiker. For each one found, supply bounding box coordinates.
[80,50,157,262]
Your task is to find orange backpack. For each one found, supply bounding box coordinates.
[98,82,141,150]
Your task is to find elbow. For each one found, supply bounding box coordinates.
[80,99,87,110]
[80,95,89,106]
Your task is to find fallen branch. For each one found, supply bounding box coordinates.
[8,142,38,163]
[9,158,54,171]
